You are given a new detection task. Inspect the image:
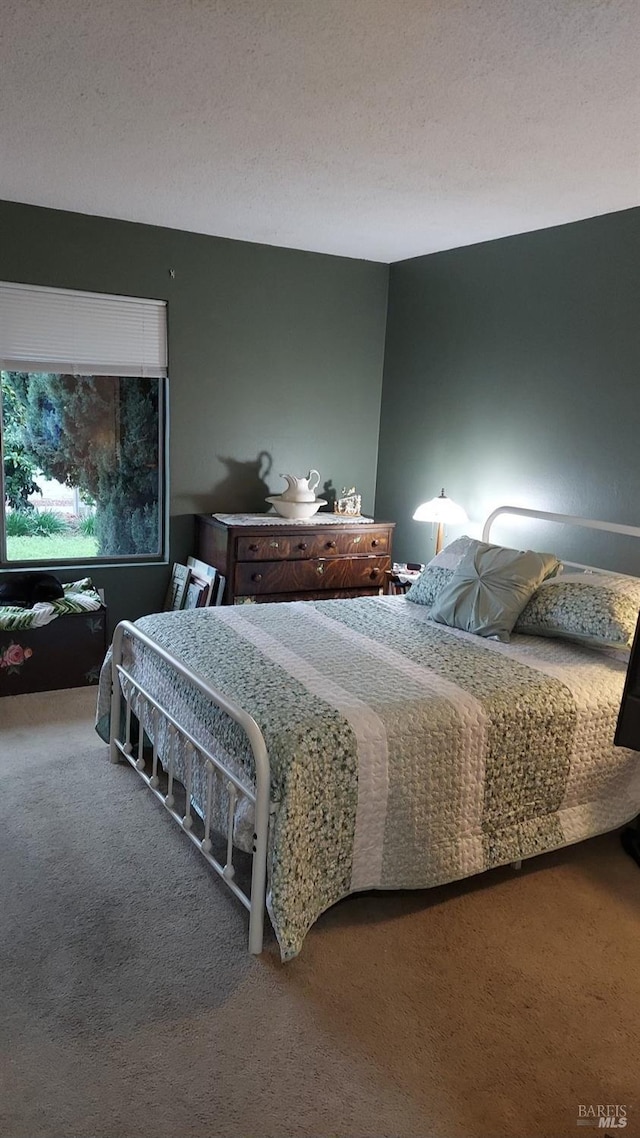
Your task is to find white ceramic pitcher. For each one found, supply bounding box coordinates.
[280,470,321,502]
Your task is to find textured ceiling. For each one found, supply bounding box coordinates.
[1,0,639,262]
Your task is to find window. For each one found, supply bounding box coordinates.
[0,283,167,566]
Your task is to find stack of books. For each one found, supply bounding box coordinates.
[162,557,226,612]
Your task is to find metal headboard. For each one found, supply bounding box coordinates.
[482,506,640,579]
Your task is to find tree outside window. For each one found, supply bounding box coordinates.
[1,371,163,564]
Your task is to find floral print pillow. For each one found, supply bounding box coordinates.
[516,572,640,649]
[406,536,476,607]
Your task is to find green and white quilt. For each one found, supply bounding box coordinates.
[96,596,640,960]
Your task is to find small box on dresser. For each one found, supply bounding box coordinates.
[196,514,395,604]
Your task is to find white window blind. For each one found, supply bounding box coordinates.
[0,281,167,377]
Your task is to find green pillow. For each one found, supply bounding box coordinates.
[430,542,561,642]
[515,572,640,649]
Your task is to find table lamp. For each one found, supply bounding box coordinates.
[413,488,467,555]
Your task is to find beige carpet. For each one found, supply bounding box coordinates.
[1,687,639,1138]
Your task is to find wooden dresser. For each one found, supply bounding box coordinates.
[196,514,394,604]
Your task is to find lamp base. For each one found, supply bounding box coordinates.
[435,522,444,555]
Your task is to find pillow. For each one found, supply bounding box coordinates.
[406,535,475,606]
[515,572,640,649]
[62,576,96,595]
[430,542,561,642]
[406,535,559,608]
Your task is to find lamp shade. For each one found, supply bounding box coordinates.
[413,488,467,525]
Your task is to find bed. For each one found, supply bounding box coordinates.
[96,506,640,960]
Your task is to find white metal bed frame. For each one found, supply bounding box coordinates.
[109,622,272,953]
[109,506,640,953]
[482,505,640,575]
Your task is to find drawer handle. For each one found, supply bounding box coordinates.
[252,573,263,582]
[269,540,279,548]
[371,539,380,547]
[249,543,259,552]
[298,542,308,551]
[370,567,380,577]
[326,540,337,549]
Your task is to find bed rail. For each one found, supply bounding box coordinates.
[109,620,272,954]
[482,505,640,576]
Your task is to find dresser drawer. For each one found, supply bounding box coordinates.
[236,534,294,560]
[235,556,390,595]
[309,529,390,558]
[236,527,390,561]
[236,587,384,603]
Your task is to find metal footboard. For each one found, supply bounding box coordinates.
[109,620,272,954]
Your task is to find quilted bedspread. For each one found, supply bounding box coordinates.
[96,596,640,959]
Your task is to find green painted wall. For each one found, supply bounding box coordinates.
[5,200,639,634]
[376,208,640,573]
[0,201,389,629]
